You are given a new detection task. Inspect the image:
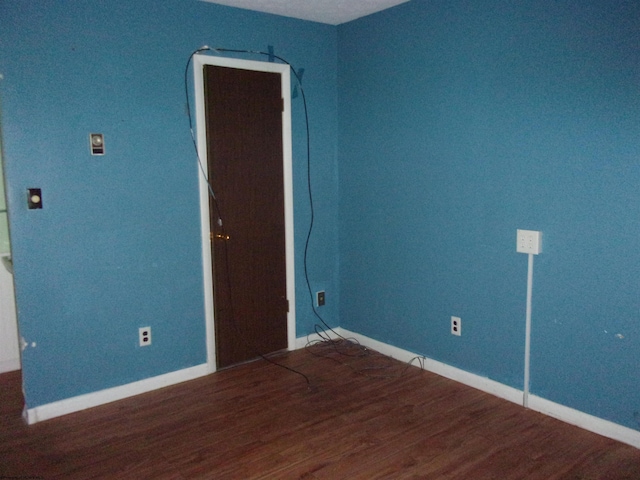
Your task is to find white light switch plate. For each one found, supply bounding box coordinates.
[517,229,542,255]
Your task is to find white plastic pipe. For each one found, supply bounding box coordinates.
[523,253,534,408]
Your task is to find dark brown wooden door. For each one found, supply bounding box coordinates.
[203,65,288,369]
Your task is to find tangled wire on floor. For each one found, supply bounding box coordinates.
[304,331,426,380]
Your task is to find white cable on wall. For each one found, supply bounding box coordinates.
[516,229,542,408]
[523,252,534,408]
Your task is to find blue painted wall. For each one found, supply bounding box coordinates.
[338,0,640,430]
[3,0,639,434]
[0,0,338,408]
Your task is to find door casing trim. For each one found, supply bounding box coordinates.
[193,54,296,373]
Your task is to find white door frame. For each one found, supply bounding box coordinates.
[193,54,296,373]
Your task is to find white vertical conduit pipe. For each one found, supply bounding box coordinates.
[523,253,534,408]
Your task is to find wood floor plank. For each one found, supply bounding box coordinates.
[2,344,639,479]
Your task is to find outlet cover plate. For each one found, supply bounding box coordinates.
[517,229,542,255]
[139,327,151,347]
[451,316,461,336]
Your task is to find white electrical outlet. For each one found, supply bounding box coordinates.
[451,316,461,336]
[516,229,542,255]
[139,327,151,347]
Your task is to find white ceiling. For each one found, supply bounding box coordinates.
[200,0,410,25]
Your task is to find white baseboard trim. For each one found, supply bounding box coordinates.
[339,328,523,405]
[338,328,640,449]
[25,363,211,424]
[0,357,21,374]
[528,394,640,449]
[24,329,640,449]
[26,329,342,425]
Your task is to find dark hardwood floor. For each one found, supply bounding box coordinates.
[2,341,640,479]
